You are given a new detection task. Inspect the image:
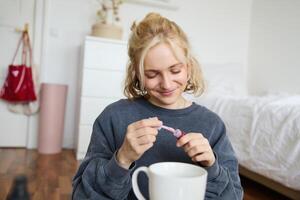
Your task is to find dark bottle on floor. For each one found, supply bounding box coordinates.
[7,175,30,200]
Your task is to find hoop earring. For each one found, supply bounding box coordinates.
[186,79,192,90]
[141,90,147,96]
[138,84,147,96]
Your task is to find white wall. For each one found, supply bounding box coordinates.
[41,0,252,148]
[247,0,300,95]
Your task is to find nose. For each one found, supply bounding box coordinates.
[160,74,172,90]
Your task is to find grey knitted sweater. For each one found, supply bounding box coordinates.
[72,97,243,200]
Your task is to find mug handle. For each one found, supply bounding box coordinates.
[132,166,148,200]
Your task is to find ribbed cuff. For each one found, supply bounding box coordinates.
[104,152,136,183]
[204,152,221,181]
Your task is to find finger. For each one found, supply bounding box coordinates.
[183,139,200,152]
[192,152,214,165]
[176,133,204,147]
[186,145,209,158]
[134,127,159,138]
[183,138,209,152]
[126,130,157,149]
[142,142,154,151]
[128,117,162,131]
[134,142,154,155]
[192,153,209,162]
[136,134,157,145]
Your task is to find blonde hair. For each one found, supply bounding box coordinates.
[124,13,205,99]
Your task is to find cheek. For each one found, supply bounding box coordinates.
[144,79,159,89]
[177,72,189,84]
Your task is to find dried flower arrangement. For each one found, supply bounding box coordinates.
[91,0,123,39]
[96,0,123,24]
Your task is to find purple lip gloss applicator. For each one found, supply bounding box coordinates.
[159,125,186,139]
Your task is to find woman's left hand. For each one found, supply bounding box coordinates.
[176,133,215,167]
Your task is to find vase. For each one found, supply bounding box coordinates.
[91,23,123,40]
[38,83,68,154]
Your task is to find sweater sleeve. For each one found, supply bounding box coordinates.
[204,120,244,200]
[72,111,134,200]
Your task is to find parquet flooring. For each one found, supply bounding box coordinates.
[0,148,79,200]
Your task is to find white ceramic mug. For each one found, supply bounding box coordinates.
[132,162,207,200]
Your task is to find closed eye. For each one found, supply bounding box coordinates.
[170,64,184,74]
[171,69,181,74]
[145,71,158,79]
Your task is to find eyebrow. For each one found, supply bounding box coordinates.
[144,63,183,72]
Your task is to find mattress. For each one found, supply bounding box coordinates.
[195,94,300,190]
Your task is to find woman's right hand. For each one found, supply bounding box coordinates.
[116,117,162,169]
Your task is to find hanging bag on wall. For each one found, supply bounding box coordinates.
[7,62,40,115]
[0,31,37,102]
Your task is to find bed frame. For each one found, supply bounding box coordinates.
[239,165,300,200]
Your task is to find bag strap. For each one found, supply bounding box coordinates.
[11,31,33,67]
[23,31,33,67]
[13,31,34,94]
[14,65,26,94]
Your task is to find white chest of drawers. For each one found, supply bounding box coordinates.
[75,36,128,160]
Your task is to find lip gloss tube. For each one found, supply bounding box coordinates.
[173,129,186,139]
[159,125,186,139]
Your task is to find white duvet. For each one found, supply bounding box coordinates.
[196,94,300,190]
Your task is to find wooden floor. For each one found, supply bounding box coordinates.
[0,148,79,200]
[0,148,292,200]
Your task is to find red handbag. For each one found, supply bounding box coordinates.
[0,31,37,102]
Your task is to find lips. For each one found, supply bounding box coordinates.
[158,89,176,97]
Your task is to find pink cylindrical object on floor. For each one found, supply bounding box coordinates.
[38,83,68,154]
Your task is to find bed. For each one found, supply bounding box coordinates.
[193,63,300,199]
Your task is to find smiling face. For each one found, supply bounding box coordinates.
[143,42,189,109]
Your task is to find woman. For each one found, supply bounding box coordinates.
[72,13,243,200]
